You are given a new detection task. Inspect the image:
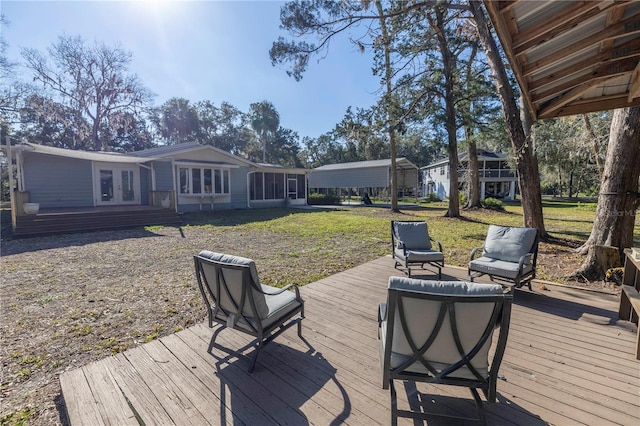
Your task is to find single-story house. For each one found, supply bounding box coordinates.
[308,158,420,200]
[422,149,517,200]
[3,141,308,235]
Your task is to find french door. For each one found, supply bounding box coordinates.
[94,163,140,205]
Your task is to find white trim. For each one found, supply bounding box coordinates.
[174,160,239,169]
[93,162,141,206]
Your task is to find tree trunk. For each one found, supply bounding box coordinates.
[467,138,482,208]
[575,107,640,280]
[470,1,548,238]
[557,166,563,197]
[376,0,399,212]
[433,6,460,218]
[583,114,604,179]
[568,170,574,198]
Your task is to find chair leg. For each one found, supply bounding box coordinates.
[248,339,264,373]
[470,388,487,425]
[389,379,398,426]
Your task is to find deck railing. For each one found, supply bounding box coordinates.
[150,190,176,210]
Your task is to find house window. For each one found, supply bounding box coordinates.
[204,169,212,193]
[192,168,202,194]
[179,168,190,194]
[250,172,287,200]
[297,174,305,199]
[179,167,230,195]
[440,166,445,176]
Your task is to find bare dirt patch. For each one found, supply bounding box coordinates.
[0,210,613,425]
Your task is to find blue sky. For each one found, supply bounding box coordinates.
[1,0,381,139]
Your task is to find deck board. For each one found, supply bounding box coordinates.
[60,256,640,425]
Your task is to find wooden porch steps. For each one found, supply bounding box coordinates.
[13,208,181,237]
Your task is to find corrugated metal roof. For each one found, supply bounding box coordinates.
[313,158,418,171]
[485,0,640,119]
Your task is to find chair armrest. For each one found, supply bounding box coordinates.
[470,246,484,261]
[378,302,387,325]
[430,238,443,253]
[517,253,534,270]
[261,284,302,301]
[395,240,408,255]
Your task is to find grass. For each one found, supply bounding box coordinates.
[180,199,638,287]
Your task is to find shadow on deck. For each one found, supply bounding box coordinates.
[59,257,640,425]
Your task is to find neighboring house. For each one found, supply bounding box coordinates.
[421,149,517,200]
[308,158,420,200]
[3,141,307,235]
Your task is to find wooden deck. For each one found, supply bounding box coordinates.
[13,206,180,237]
[60,257,640,425]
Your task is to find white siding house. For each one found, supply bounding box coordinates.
[421,150,518,200]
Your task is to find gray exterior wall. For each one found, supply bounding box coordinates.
[23,152,94,208]
[153,161,174,191]
[309,167,389,188]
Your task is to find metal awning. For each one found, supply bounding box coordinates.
[484,0,640,119]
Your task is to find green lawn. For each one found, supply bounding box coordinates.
[178,199,637,286]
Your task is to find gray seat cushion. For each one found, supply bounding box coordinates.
[382,277,504,379]
[394,221,432,250]
[252,284,302,329]
[483,225,537,263]
[469,256,533,279]
[394,247,444,262]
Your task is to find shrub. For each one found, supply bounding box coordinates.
[422,193,441,202]
[459,192,468,206]
[482,197,505,211]
[308,193,341,205]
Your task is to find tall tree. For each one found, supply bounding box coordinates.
[22,35,152,151]
[196,100,251,155]
[0,15,27,125]
[574,107,640,280]
[249,101,280,163]
[17,94,91,149]
[469,1,547,238]
[375,0,400,211]
[150,97,199,145]
[426,5,462,217]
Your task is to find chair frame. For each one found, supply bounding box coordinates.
[468,230,539,290]
[391,220,444,279]
[194,254,305,372]
[379,286,513,425]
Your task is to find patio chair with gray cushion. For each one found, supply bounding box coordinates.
[391,220,444,278]
[194,251,305,372]
[378,277,513,425]
[469,225,539,290]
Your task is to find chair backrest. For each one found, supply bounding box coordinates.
[483,225,538,264]
[392,221,432,250]
[381,277,512,383]
[194,251,270,321]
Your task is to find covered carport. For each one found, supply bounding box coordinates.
[308,158,419,203]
